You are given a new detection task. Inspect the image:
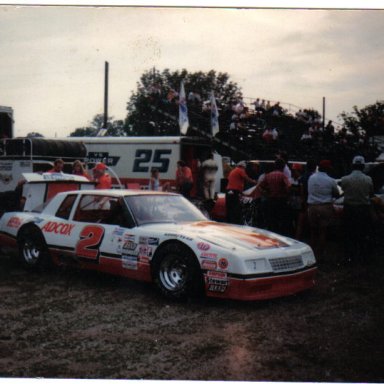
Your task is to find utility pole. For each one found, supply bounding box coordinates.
[322,96,326,130]
[103,61,109,129]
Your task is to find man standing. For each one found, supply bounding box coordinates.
[47,158,64,173]
[226,161,257,224]
[176,160,193,198]
[201,154,218,201]
[92,162,112,189]
[307,160,340,257]
[340,155,374,262]
[258,158,291,235]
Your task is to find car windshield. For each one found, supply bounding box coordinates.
[124,194,208,225]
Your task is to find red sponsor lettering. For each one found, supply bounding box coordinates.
[41,221,75,236]
[207,271,227,279]
[197,242,210,251]
[200,252,217,259]
[201,260,217,270]
[7,217,22,229]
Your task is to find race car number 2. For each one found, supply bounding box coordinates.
[75,225,105,260]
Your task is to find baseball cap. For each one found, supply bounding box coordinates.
[352,155,365,165]
[237,161,247,167]
[93,162,107,171]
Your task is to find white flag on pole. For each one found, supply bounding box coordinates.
[210,91,220,136]
[179,80,189,135]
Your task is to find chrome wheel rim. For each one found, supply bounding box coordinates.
[159,256,187,292]
[22,241,41,265]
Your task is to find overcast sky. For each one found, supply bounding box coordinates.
[0,5,383,137]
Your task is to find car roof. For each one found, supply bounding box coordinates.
[62,189,179,197]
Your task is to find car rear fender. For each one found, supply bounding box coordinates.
[17,222,46,243]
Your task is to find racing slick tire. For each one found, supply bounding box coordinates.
[17,225,51,270]
[153,242,204,300]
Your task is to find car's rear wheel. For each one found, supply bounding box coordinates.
[17,225,50,270]
[153,242,204,300]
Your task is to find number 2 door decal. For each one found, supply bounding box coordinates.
[75,225,105,260]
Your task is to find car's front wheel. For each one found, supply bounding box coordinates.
[153,242,204,300]
[17,225,50,270]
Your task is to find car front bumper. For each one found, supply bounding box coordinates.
[205,266,317,301]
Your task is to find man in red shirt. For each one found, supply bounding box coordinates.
[92,162,112,189]
[258,158,291,234]
[225,161,257,224]
[176,160,193,198]
[47,158,64,173]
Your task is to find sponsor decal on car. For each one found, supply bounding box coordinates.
[113,228,125,237]
[138,245,153,258]
[207,271,229,293]
[200,252,218,260]
[165,234,193,241]
[218,258,229,270]
[139,236,159,246]
[123,240,137,251]
[42,221,75,236]
[178,235,193,241]
[122,254,138,270]
[138,255,150,263]
[201,260,217,270]
[6,217,22,229]
[197,242,210,251]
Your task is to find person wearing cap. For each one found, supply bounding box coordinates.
[92,162,112,189]
[225,161,257,224]
[340,155,374,262]
[307,159,340,257]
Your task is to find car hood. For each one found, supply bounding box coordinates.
[143,221,293,251]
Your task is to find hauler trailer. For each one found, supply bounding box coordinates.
[0,106,14,139]
[0,137,87,194]
[0,136,222,195]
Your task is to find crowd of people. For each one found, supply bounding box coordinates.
[4,149,382,264]
[224,152,384,263]
[46,158,112,190]
[141,82,381,181]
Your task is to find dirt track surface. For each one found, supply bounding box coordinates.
[1,241,384,382]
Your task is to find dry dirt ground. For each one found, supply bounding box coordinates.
[0,240,384,382]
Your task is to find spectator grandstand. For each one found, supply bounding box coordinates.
[143,86,380,178]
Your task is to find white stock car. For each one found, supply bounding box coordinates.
[0,189,317,301]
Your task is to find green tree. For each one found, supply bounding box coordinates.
[26,132,44,137]
[339,101,384,137]
[70,114,125,137]
[124,68,242,136]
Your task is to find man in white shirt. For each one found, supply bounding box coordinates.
[307,159,340,257]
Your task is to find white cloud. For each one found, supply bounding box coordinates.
[0,6,384,136]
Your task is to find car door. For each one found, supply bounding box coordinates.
[46,193,131,265]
